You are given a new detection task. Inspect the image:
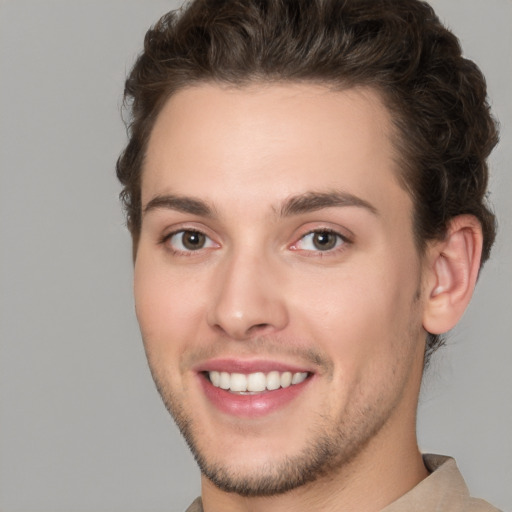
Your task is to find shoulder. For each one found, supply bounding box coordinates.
[382,455,502,512]
[465,497,503,512]
[184,497,203,512]
[423,455,502,512]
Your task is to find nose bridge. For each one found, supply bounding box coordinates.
[208,244,288,340]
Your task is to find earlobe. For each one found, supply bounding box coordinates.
[423,215,483,335]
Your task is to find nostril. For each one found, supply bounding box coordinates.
[254,323,269,329]
[247,323,272,335]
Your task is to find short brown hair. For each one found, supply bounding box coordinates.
[117,0,498,358]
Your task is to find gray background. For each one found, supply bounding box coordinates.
[0,0,510,511]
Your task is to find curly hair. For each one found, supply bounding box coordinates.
[117,0,498,360]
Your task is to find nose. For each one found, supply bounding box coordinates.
[207,251,289,340]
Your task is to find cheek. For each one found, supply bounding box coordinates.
[290,256,423,418]
[133,253,206,352]
[290,252,421,366]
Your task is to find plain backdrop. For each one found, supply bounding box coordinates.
[0,1,511,511]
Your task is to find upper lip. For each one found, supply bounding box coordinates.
[193,358,313,374]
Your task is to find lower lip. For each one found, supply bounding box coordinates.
[199,374,311,418]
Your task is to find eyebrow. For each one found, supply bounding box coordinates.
[143,194,215,217]
[279,191,378,217]
[142,190,378,219]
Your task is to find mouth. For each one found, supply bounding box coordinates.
[205,370,310,394]
[197,362,314,418]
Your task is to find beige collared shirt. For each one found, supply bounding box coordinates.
[185,454,501,512]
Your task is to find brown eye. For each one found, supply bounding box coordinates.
[181,231,206,250]
[292,229,346,253]
[312,231,338,250]
[167,230,216,252]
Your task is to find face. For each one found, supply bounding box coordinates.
[134,83,427,496]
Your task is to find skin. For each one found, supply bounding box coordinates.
[134,83,439,511]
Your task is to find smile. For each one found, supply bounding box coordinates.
[198,363,314,417]
[207,370,309,394]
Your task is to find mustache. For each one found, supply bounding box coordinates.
[180,336,334,376]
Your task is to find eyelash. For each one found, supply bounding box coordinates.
[159,229,218,256]
[159,227,351,256]
[289,228,350,256]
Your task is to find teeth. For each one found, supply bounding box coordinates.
[230,373,247,392]
[210,371,220,387]
[280,371,292,388]
[207,370,308,393]
[219,371,230,390]
[247,372,266,392]
[266,371,281,391]
[292,372,307,384]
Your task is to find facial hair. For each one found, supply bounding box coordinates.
[145,337,418,498]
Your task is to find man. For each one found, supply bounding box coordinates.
[116,0,500,510]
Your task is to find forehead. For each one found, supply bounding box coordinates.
[142,82,408,217]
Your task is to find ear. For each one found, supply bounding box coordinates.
[422,215,483,335]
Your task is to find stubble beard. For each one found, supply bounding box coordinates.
[149,370,400,498]
[144,294,423,498]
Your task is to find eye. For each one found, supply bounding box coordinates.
[292,229,347,252]
[165,230,217,252]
